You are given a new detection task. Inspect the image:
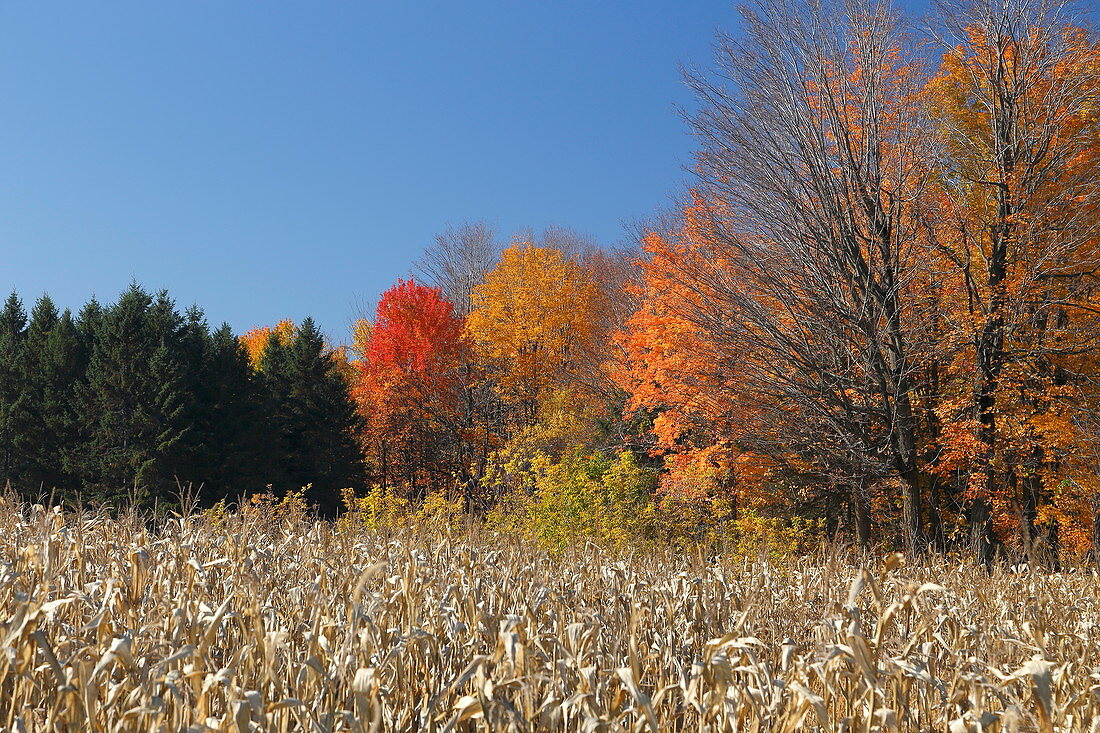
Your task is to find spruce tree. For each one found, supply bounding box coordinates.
[74,285,191,508]
[0,293,31,492]
[192,323,276,504]
[157,304,212,493]
[260,317,362,513]
[17,296,83,499]
[2,284,369,512]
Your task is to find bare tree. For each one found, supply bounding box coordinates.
[509,224,601,260]
[683,0,939,550]
[413,221,501,318]
[410,222,504,502]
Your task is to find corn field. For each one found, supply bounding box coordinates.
[2,498,1100,731]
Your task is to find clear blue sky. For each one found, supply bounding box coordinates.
[2,1,941,343]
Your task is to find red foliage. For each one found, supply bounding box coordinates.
[352,280,469,494]
[361,279,465,380]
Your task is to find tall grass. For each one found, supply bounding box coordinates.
[1,497,1098,731]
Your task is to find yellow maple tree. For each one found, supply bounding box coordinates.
[466,244,598,420]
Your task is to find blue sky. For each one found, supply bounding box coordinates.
[0,0,944,342]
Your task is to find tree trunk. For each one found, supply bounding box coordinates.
[850,481,871,549]
[899,469,923,554]
[1020,470,1040,566]
[1093,488,1100,571]
[969,494,995,568]
[927,477,948,552]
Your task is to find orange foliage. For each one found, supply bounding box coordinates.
[615,211,795,515]
[923,23,1100,556]
[618,18,1100,559]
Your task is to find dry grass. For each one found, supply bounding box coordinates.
[2,498,1099,731]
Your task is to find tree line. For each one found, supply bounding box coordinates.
[347,0,1100,564]
[3,0,1099,563]
[0,285,361,512]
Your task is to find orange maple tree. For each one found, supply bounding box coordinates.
[922,18,1100,559]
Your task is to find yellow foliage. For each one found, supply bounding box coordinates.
[339,486,409,531]
[483,387,603,492]
[239,319,298,369]
[726,511,824,561]
[414,490,466,531]
[239,487,310,527]
[482,488,535,536]
[466,245,598,408]
[339,486,465,532]
[520,451,658,552]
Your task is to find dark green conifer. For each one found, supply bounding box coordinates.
[260,317,363,513]
[193,323,275,504]
[0,292,28,489]
[74,285,190,507]
[17,296,83,498]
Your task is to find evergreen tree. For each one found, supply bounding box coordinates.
[17,296,83,498]
[1,284,368,512]
[194,323,276,504]
[0,293,28,489]
[73,285,191,507]
[75,297,104,347]
[260,317,363,513]
[158,304,213,492]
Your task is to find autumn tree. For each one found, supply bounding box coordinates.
[617,0,1100,559]
[352,279,472,497]
[637,0,942,550]
[467,244,599,424]
[925,0,1100,562]
[240,319,297,368]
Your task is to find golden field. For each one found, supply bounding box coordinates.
[1,497,1099,732]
